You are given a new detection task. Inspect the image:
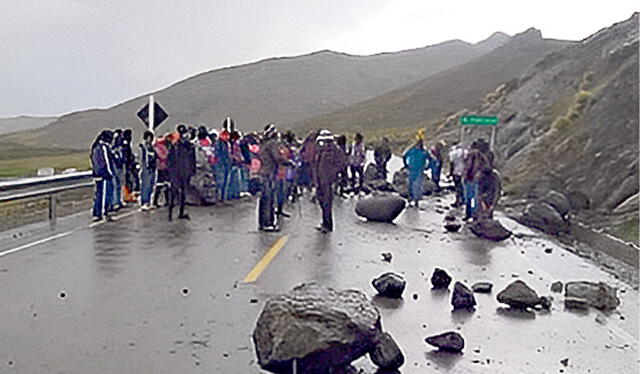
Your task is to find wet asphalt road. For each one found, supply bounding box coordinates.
[0,192,638,373]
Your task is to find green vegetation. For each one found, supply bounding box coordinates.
[0,151,89,178]
[551,89,592,131]
[607,217,640,246]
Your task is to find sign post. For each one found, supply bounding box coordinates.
[460,115,499,151]
[137,97,168,131]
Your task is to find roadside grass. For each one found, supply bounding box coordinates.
[0,152,89,178]
[607,217,640,246]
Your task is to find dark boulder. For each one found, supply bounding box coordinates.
[472,282,493,293]
[369,332,404,370]
[366,179,396,193]
[355,196,406,223]
[364,163,383,182]
[425,332,465,353]
[372,273,406,299]
[496,280,541,309]
[451,282,476,310]
[444,222,462,232]
[550,281,563,293]
[252,283,382,374]
[567,190,590,211]
[468,219,512,241]
[564,281,620,310]
[542,190,571,218]
[517,202,570,236]
[430,268,452,289]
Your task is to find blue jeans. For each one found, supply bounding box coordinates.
[140,168,156,205]
[276,179,287,212]
[112,167,123,208]
[93,178,113,218]
[464,181,477,218]
[240,167,249,193]
[227,166,241,200]
[408,173,423,202]
[215,163,230,201]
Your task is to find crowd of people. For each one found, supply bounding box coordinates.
[90,119,500,232]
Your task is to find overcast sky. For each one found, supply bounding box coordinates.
[1,0,637,117]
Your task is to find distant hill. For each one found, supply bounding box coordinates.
[19,34,508,150]
[0,116,56,135]
[435,13,639,242]
[292,28,574,134]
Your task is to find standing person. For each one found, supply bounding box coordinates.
[90,130,115,222]
[335,134,349,197]
[153,134,170,207]
[227,130,243,200]
[299,131,318,199]
[349,133,366,194]
[122,129,137,203]
[314,129,347,233]
[448,143,466,208]
[139,131,157,211]
[275,133,292,217]
[374,137,392,180]
[429,141,445,192]
[110,129,124,211]
[214,120,232,203]
[475,166,501,220]
[402,131,430,208]
[167,124,196,221]
[257,124,289,231]
[462,139,493,220]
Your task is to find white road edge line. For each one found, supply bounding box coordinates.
[0,231,74,258]
[1,209,141,258]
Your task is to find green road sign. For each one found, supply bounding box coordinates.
[460,115,499,125]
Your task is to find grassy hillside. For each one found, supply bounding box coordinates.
[292,28,574,135]
[0,141,87,177]
[0,116,56,135]
[6,36,508,151]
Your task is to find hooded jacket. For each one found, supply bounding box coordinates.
[259,137,288,177]
[168,137,196,184]
[91,141,114,179]
[314,141,347,185]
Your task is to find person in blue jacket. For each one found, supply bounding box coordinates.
[403,131,431,208]
[91,130,115,222]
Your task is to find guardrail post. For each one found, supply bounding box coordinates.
[48,194,57,230]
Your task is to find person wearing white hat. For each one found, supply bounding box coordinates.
[313,129,347,233]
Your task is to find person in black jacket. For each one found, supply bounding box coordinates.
[167,124,196,221]
[139,130,157,211]
[91,130,115,222]
[374,137,392,180]
[314,129,347,233]
[257,124,289,231]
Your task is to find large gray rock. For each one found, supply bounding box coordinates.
[542,190,571,218]
[451,282,476,310]
[355,196,406,223]
[565,281,620,310]
[364,163,383,182]
[518,202,570,235]
[369,332,405,370]
[469,219,512,241]
[496,280,541,309]
[567,190,590,211]
[253,283,382,374]
[372,273,406,299]
[425,332,465,352]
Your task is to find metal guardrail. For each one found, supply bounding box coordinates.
[0,171,94,230]
[0,171,93,192]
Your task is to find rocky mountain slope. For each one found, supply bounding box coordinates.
[17,34,508,150]
[292,28,573,134]
[436,13,639,242]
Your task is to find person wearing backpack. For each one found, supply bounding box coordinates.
[91,130,115,222]
[139,130,157,211]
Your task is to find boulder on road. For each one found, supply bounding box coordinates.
[472,282,493,293]
[565,281,620,310]
[425,332,465,353]
[542,190,571,218]
[496,280,541,309]
[372,273,406,299]
[364,163,383,182]
[430,268,452,289]
[517,202,570,236]
[468,219,512,241]
[253,283,382,374]
[355,196,406,223]
[451,282,476,310]
[369,332,405,370]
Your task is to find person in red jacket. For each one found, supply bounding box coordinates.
[314,129,347,233]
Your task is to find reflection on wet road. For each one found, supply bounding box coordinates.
[0,193,637,373]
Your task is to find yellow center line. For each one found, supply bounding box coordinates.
[243,235,289,283]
